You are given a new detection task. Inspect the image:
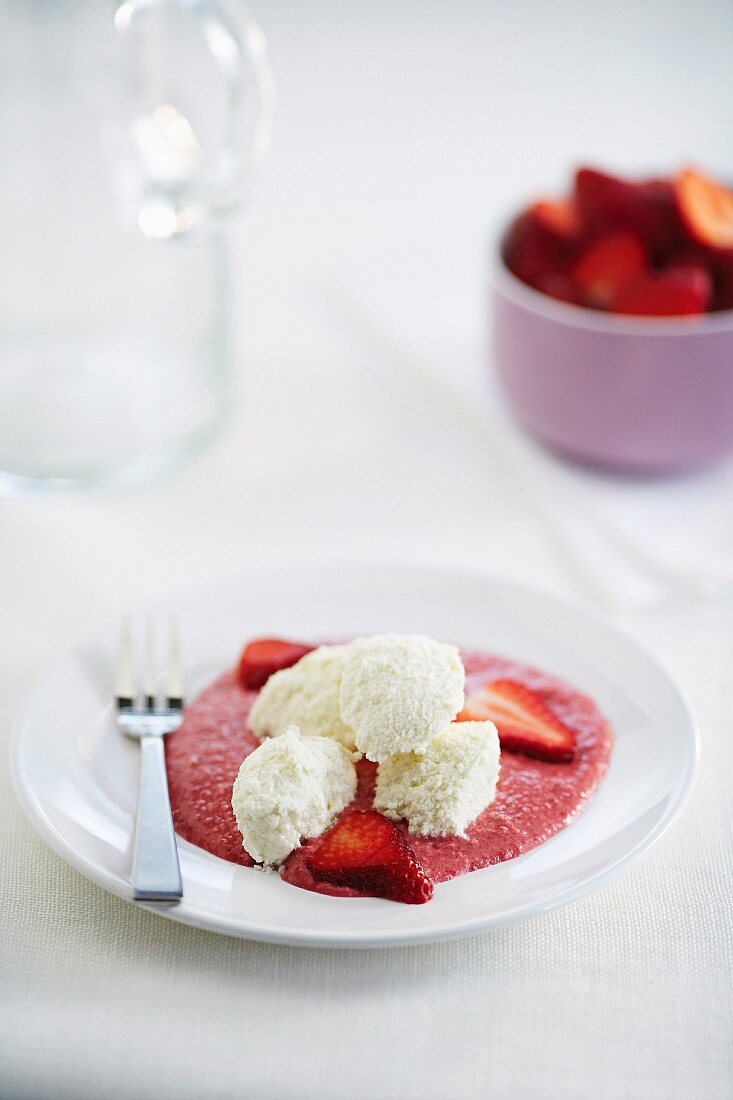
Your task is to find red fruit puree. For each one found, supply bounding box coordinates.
[166,649,613,897]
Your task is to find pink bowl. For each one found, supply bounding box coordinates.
[492,260,733,474]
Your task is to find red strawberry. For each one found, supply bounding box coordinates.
[574,166,641,226]
[528,197,580,242]
[533,272,586,306]
[574,168,684,262]
[237,638,314,690]
[674,167,733,253]
[502,212,569,289]
[635,179,686,262]
[711,256,733,311]
[570,229,647,306]
[665,247,713,276]
[457,679,576,763]
[611,267,711,316]
[306,810,434,904]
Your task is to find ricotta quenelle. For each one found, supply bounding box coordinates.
[231,725,357,866]
[374,720,500,836]
[339,633,465,762]
[248,644,356,750]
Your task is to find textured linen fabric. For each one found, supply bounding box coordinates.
[2,1,733,1096]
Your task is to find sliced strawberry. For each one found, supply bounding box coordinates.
[528,197,580,241]
[237,638,314,690]
[533,272,585,306]
[574,168,684,261]
[574,166,641,226]
[502,212,569,288]
[635,179,686,261]
[457,679,576,762]
[570,229,647,306]
[711,256,733,311]
[665,246,713,276]
[674,167,733,252]
[306,810,434,904]
[611,267,711,316]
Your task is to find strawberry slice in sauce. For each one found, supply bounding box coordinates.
[237,638,314,690]
[611,267,711,317]
[570,229,647,307]
[306,810,434,904]
[457,679,577,763]
[674,167,733,253]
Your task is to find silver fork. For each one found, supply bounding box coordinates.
[115,617,184,903]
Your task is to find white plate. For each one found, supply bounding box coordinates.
[11,563,698,948]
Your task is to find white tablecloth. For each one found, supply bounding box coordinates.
[1,2,732,1096]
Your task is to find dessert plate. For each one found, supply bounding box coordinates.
[11,563,698,948]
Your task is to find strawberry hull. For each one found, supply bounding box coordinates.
[166,647,613,899]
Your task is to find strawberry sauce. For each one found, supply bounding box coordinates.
[166,650,613,897]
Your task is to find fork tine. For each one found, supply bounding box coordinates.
[143,617,156,710]
[115,618,136,710]
[166,616,184,709]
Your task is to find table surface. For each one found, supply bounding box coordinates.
[2,2,732,1097]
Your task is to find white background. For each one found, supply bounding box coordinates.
[1,1,732,1097]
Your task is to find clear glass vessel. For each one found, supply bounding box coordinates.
[0,0,273,494]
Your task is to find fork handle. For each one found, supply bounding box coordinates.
[132,735,183,902]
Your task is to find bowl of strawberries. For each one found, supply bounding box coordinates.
[493,165,733,473]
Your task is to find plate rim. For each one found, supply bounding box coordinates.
[10,560,700,948]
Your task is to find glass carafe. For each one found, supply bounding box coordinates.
[0,0,273,494]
